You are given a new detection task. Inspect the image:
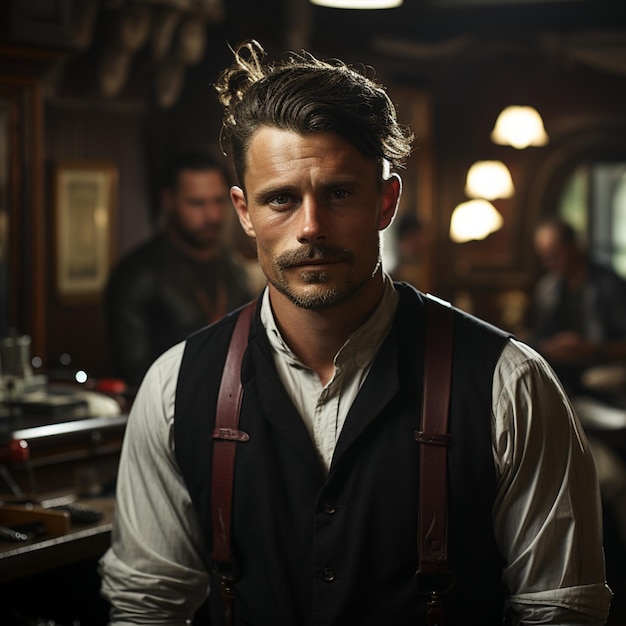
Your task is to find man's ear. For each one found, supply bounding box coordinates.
[231,186,256,238]
[379,173,402,231]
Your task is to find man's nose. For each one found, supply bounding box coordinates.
[297,199,326,244]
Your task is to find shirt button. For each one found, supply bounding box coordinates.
[322,502,336,515]
[322,568,336,582]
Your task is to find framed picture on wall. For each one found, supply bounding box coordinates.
[53,160,117,304]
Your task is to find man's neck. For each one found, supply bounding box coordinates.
[166,229,219,262]
[267,275,387,385]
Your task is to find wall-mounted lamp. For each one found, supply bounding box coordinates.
[310,0,402,7]
[465,160,515,200]
[450,199,503,243]
[491,105,549,149]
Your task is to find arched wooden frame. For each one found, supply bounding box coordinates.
[519,119,626,280]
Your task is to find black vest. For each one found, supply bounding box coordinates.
[175,284,510,625]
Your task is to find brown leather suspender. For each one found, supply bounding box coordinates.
[415,295,455,625]
[210,299,256,625]
[210,295,455,625]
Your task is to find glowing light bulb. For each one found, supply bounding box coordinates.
[491,106,548,149]
[450,199,504,243]
[465,160,515,200]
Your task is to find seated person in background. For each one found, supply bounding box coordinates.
[105,152,253,390]
[531,216,626,401]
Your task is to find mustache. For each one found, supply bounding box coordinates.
[276,245,353,269]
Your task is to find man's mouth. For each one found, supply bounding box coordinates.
[277,246,353,270]
[291,259,335,268]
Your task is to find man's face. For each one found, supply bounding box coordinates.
[534,227,574,277]
[164,169,230,251]
[231,127,400,311]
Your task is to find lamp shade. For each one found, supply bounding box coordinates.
[491,105,548,149]
[450,199,503,243]
[465,160,515,200]
[310,0,402,7]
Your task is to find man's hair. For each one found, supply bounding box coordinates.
[163,151,231,190]
[214,40,414,187]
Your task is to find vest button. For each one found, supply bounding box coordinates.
[322,501,336,515]
[322,568,336,582]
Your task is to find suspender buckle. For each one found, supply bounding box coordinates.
[414,431,453,446]
[211,560,237,624]
[413,568,455,597]
[212,427,250,442]
[425,591,446,626]
[211,559,238,590]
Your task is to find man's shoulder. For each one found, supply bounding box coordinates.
[182,301,256,361]
[106,234,170,295]
[174,302,258,426]
[394,282,510,340]
[146,339,187,380]
[113,233,168,270]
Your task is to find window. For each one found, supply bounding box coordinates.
[558,162,626,279]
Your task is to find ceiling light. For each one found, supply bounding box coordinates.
[450,199,503,243]
[310,0,403,8]
[465,160,515,200]
[491,105,548,149]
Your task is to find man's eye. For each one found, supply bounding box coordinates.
[330,189,349,200]
[269,194,293,208]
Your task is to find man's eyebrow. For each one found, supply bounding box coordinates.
[251,175,368,203]
[252,185,295,203]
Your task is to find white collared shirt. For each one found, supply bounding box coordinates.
[260,279,399,473]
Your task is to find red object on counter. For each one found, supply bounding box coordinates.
[94,378,127,395]
[0,439,30,463]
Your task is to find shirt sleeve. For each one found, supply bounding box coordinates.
[492,339,613,624]
[99,342,210,625]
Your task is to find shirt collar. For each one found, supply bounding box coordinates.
[260,274,399,371]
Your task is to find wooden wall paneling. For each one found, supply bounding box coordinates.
[44,104,151,378]
[0,68,47,364]
[387,85,436,293]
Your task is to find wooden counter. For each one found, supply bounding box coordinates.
[0,410,125,624]
[5,414,128,495]
[0,496,115,583]
[0,413,126,590]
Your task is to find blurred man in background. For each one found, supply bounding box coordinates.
[105,152,252,390]
[531,216,626,400]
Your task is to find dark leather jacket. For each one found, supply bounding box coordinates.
[105,232,253,388]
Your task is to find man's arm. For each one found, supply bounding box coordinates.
[492,340,612,624]
[99,342,210,625]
